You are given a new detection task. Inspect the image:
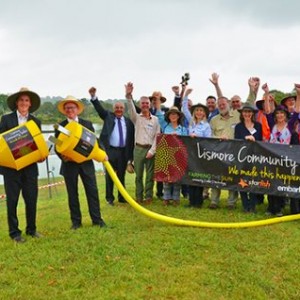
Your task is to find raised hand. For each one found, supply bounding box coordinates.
[248,77,260,94]
[184,88,193,97]
[209,73,219,86]
[125,82,134,99]
[89,87,97,97]
[262,83,269,94]
[172,86,180,96]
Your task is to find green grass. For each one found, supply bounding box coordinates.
[1,173,300,300]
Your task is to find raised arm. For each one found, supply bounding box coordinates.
[88,87,108,119]
[182,88,193,123]
[261,83,270,114]
[125,82,137,123]
[209,73,223,98]
[294,83,300,113]
[172,85,182,109]
[247,77,260,105]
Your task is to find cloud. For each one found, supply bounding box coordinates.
[0,0,300,104]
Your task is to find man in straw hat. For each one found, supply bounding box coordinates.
[55,96,107,229]
[0,87,42,243]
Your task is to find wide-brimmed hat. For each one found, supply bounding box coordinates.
[280,94,296,106]
[191,103,209,118]
[57,95,84,115]
[7,87,41,113]
[149,91,167,103]
[238,103,258,113]
[273,105,290,120]
[255,99,264,111]
[164,106,184,122]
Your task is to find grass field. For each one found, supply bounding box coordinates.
[0,172,300,300]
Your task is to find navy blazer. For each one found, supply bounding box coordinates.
[0,111,41,176]
[91,98,134,162]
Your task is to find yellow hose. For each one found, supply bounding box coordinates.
[103,161,300,228]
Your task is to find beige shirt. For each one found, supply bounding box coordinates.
[127,99,160,155]
[210,109,240,139]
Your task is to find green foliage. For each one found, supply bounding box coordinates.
[269,89,286,105]
[1,175,300,299]
[0,94,8,114]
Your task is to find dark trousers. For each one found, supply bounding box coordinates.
[4,171,38,238]
[156,181,163,198]
[105,147,127,202]
[189,185,203,207]
[64,163,102,226]
[290,198,300,214]
[267,195,285,214]
[240,192,257,212]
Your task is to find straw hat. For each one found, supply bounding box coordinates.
[149,91,167,103]
[7,87,41,113]
[57,95,84,115]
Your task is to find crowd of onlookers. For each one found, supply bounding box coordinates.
[2,75,300,243]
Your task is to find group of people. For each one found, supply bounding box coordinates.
[1,74,300,242]
[123,75,300,217]
[0,88,107,243]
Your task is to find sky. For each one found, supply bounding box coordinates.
[1,0,300,106]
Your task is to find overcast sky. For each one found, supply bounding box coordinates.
[1,0,300,105]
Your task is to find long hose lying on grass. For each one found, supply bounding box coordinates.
[103,161,300,228]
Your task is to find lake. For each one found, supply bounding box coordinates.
[0,123,103,185]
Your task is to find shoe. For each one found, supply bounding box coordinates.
[26,232,42,238]
[209,203,218,209]
[107,200,114,206]
[227,204,236,210]
[163,200,170,206]
[203,194,209,200]
[70,224,82,230]
[13,236,26,243]
[144,198,152,205]
[276,211,283,217]
[172,200,180,207]
[93,220,107,228]
[118,199,127,203]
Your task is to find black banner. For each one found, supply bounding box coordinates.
[154,134,300,198]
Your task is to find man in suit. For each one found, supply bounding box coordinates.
[0,87,42,243]
[89,87,134,205]
[55,95,106,229]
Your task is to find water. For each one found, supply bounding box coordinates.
[0,123,103,185]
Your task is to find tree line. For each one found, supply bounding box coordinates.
[0,89,294,124]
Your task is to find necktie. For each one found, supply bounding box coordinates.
[117,118,124,147]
